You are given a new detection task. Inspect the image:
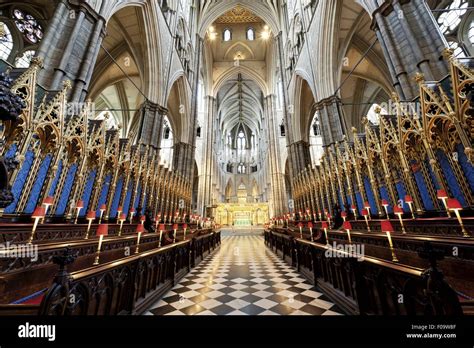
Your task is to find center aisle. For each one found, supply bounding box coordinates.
[145,229,343,315]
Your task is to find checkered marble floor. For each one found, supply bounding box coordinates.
[145,230,343,316]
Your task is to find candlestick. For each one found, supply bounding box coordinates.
[93,224,108,265]
[158,223,165,247]
[393,206,406,234]
[321,221,329,246]
[98,204,106,224]
[343,221,352,244]
[118,213,126,236]
[117,205,123,220]
[364,202,371,220]
[351,205,357,220]
[447,199,470,237]
[29,206,45,244]
[362,209,371,232]
[74,200,84,224]
[307,221,314,241]
[135,224,144,253]
[437,190,451,217]
[381,220,398,262]
[405,195,415,219]
[173,223,178,243]
[183,223,188,240]
[381,199,389,219]
[41,196,54,224]
[85,210,96,239]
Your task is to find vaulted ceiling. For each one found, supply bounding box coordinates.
[217,73,264,138]
[207,6,270,160]
[88,6,145,137]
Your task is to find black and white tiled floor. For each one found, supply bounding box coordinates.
[145,229,343,316]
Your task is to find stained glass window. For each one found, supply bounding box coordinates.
[0,22,13,60]
[223,29,232,42]
[448,40,467,57]
[437,0,468,34]
[246,28,255,41]
[13,8,43,44]
[14,50,35,68]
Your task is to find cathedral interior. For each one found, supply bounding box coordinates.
[0,0,473,323]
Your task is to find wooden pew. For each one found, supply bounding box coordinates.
[0,228,217,306]
[264,229,464,315]
[268,225,474,302]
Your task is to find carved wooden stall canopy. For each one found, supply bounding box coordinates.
[0,58,192,222]
[292,50,474,220]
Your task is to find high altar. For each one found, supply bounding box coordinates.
[216,203,269,226]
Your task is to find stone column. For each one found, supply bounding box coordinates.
[186,35,204,182]
[137,100,167,150]
[275,32,297,178]
[37,0,106,98]
[173,142,193,177]
[371,0,449,100]
[197,96,216,216]
[317,96,348,146]
[264,95,288,217]
[289,141,312,174]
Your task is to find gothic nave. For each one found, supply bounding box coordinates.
[0,0,473,336]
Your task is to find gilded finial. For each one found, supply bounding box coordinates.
[442,48,454,61]
[414,72,425,84]
[351,126,357,133]
[63,80,72,89]
[391,92,400,102]
[30,56,44,68]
